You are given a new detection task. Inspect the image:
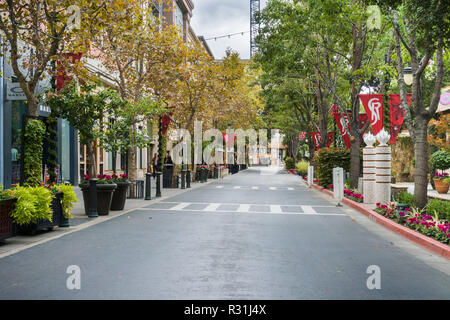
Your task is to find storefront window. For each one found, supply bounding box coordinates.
[175,3,184,36]
[61,119,71,182]
[11,100,29,185]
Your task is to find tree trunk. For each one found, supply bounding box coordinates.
[87,144,97,177]
[349,133,361,188]
[414,117,430,208]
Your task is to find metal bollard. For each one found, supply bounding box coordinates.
[88,178,98,218]
[181,170,186,189]
[145,173,152,200]
[186,170,191,188]
[156,172,162,197]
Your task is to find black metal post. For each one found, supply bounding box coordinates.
[88,178,98,218]
[200,168,205,183]
[181,170,186,189]
[156,172,162,197]
[186,170,191,188]
[145,172,152,200]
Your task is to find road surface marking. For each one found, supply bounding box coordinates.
[237,204,250,212]
[203,203,221,212]
[169,203,191,211]
[270,205,283,214]
[301,206,317,214]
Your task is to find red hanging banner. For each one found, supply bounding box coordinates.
[161,106,175,135]
[56,53,82,91]
[326,132,334,147]
[312,132,335,150]
[389,94,412,144]
[332,105,351,150]
[359,94,384,135]
[311,132,321,150]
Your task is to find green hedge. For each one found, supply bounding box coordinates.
[285,157,294,170]
[23,119,46,187]
[427,199,450,221]
[396,191,416,208]
[314,148,351,187]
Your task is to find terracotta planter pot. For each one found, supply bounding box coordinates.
[110,181,131,211]
[80,183,117,216]
[434,179,449,194]
[0,198,16,241]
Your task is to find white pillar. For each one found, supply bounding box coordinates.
[375,130,391,204]
[333,167,344,206]
[307,166,314,187]
[363,133,376,204]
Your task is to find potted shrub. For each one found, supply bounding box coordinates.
[110,174,131,211]
[0,185,16,241]
[11,185,55,235]
[433,172,449,194]
[80,174,117,216]
[430,150,450,191]
[46,183,78,227]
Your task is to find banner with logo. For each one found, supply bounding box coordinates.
[389,94,412,144]
[161,107,175,135]
[332,105,351,150]
[359,94,384,135]
[311,132,335,150]
[56,53,83,91]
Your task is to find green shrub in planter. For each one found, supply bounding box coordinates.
[430,150,450,171]
[426,199,450,221]
[313,148,351,187]
[11,186,53,225]
[296,160,309,176]
[47,184,78,219]
[285,157,294,170]
[396,191,416,208]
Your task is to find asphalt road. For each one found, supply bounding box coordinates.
[0,166,449,299]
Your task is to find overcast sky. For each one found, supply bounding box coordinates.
[190,0,268,60]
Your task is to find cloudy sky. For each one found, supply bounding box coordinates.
[190,0,268,60]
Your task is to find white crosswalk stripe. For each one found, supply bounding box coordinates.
[169,203,191,211]
[141,202,345,216]
[203,203,221,211]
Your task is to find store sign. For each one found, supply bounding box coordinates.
[6,82,26,100]
[37,104,51,117]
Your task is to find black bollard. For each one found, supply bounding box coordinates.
[181,170,186,189]
[156,172,162,197]
[200,168,205,183]
[145,173,152,200]
[88,178,98,218]
[186,170,191,188]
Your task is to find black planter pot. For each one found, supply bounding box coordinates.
[16,193,64,235]
[80,183,117,216]
[110,181,131,211]
[0,198,17,241]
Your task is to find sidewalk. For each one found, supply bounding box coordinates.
[392,182,450,201]
[0,175,221,258]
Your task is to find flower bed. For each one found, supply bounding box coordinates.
[327,185,364,203]
[302,176,319,184]
[375,203,450,245]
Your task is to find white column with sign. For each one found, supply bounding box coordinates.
[375,129,391,204]
[333,167,344,206]
[363,133,377,204]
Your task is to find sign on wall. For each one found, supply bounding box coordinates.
[6,82,26,100]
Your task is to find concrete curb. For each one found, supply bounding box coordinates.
[310,183,450,260]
